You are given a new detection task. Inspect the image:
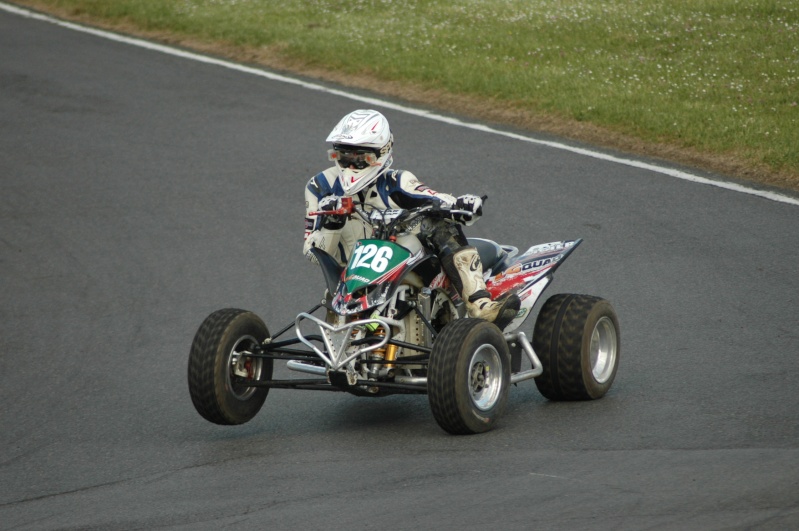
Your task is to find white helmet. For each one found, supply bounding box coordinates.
[326,109,394,195]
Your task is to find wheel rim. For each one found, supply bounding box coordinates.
[227,335,263,400]
[469,344,503,411]
[589,316,618,384]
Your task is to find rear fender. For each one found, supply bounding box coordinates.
[486,239,582,332]
[487,239,582,296]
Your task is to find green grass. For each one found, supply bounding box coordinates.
[17,0,799,186]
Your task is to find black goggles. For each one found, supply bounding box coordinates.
[328,146,380,170]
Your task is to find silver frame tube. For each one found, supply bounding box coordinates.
[506,331,544,384]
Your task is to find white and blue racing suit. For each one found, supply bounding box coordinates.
[303,167,464,265]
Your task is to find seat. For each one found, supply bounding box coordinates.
[467,238,517,273]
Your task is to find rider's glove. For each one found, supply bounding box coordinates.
[452,194,483,226]
[318,195,346,230]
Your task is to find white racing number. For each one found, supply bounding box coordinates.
[351,244,393,273]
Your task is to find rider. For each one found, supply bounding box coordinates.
[303,109,520,328]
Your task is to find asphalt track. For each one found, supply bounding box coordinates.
[2,5,799,530]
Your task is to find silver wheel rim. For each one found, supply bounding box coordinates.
[469,344,503,411]
[589,316,618,384]
[227,335,262,400]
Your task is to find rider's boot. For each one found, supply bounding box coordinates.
[442,246,521,330]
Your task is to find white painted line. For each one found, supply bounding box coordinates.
[4,1,798,207]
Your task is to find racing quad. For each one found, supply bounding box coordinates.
[188,197,620,434]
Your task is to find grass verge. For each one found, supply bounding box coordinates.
[10,0,799,193]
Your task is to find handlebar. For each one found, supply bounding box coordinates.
[308,195,487,228]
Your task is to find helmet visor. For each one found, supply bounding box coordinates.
[328,146,379,170]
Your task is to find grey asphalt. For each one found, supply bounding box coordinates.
[2,6,798,530]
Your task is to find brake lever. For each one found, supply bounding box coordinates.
[308,207,351,217]
[308,196,355,217]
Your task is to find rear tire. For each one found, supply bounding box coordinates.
[532,294,620,400]
[428,319,511,434]
[188,308,272,425]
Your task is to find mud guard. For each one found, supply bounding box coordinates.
[308,247,344,295]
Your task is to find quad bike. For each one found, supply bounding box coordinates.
[188,197,620,434]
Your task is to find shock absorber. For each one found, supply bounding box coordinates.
[369,328,386,369]
[368,328,398,373]
[384,342,398,370]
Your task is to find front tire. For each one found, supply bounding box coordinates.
[532,294,620,401]
[188,308,273,425]
[428,319,511,435]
